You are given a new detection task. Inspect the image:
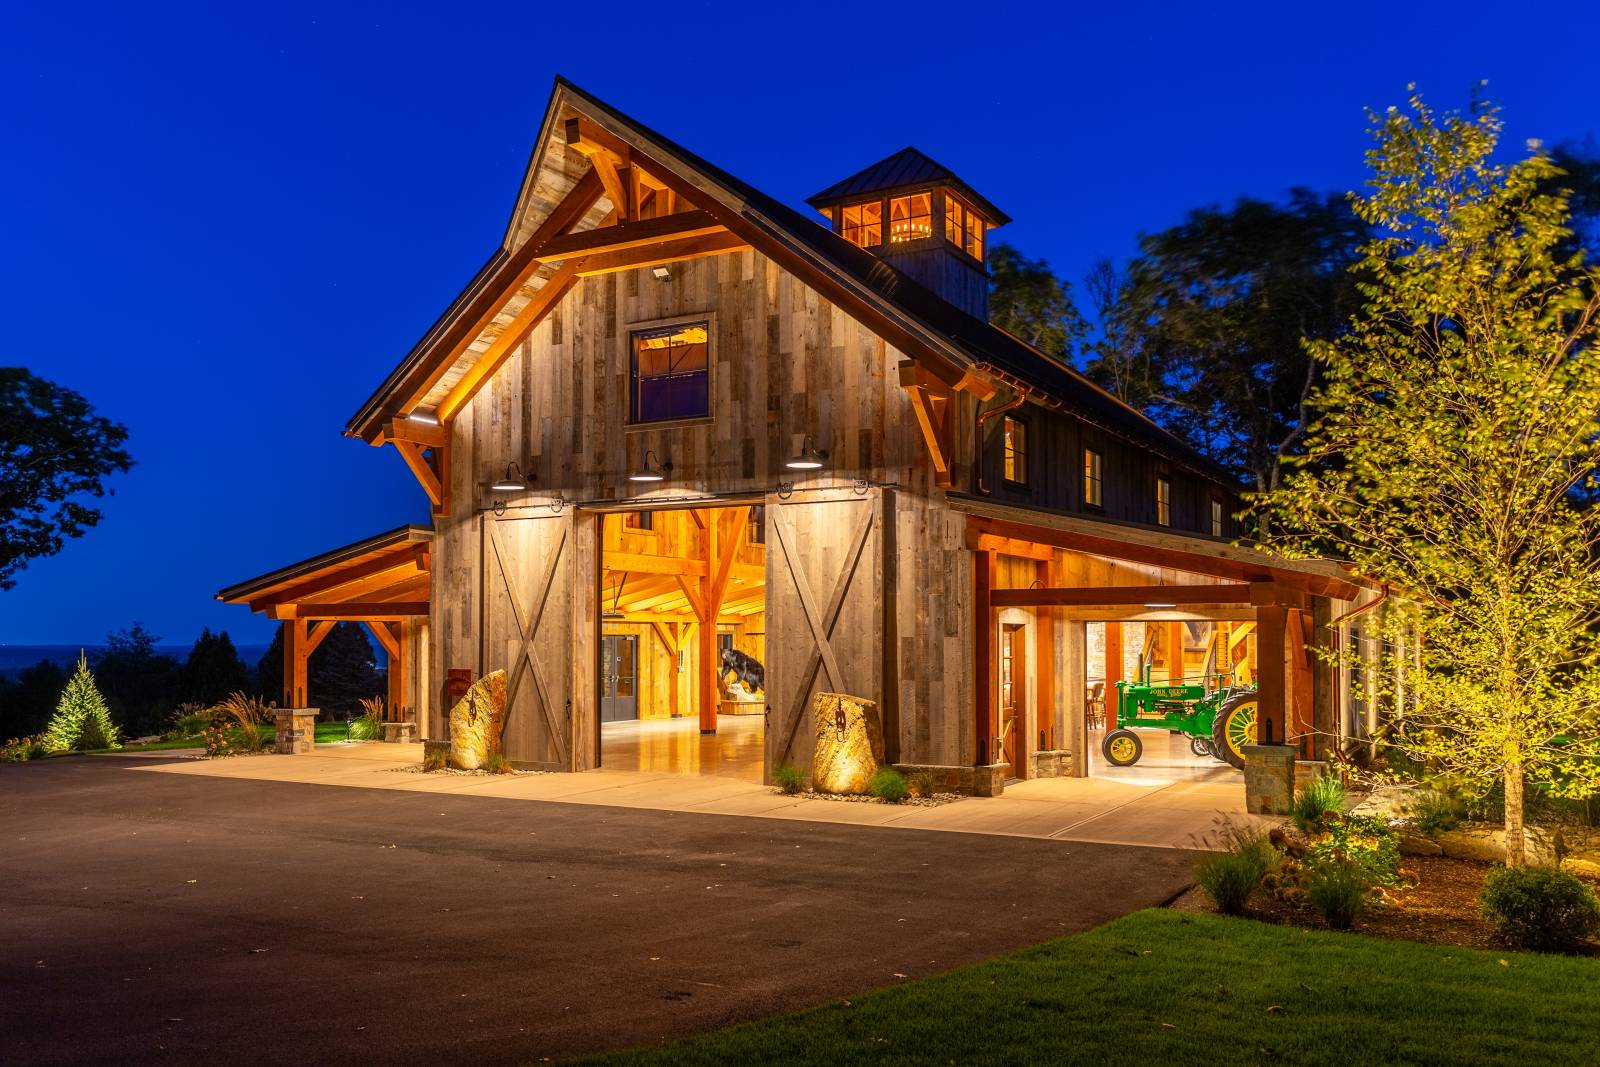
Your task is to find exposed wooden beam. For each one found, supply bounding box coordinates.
[899,359,954,486]
[393,441,443,508]
[574,231,748,277]
[367,620,400,659]
[434,259,586,424]
[989,584,1253,608]
[249,548,427,612]
[381,419,446,448]
[304,620,336,657]
[605,551,706,578]
[272,601,430,620]
[564,114,631,165]
[534,211,722,261]
[591,154,630,221]
[973,534,1052,561]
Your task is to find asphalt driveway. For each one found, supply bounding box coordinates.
[1,756,1197,1065]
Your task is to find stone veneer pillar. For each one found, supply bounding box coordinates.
[273,708,319,754]
[1240,743,1296,815]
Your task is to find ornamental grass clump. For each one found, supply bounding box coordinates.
[1408,789,1466,838]
[908,769,938,799]
[869,766,910,803]
[422,746,448,773]
[1290,774,1347,833]
[772,763,804,795]
[482,752,515,775]
[349,696,385,741]
[1304,860,1371,931]
[209,691,270,753]
[1195,824,1276,916]
[1480,867,1600,952]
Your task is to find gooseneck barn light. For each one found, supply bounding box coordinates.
[629,450,673,483]
[784,437,829,471]
[489,462,529,493]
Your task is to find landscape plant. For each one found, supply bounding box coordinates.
[1302,813,1402,887]
[483,752,514,775]
[908,769,938,799]
[1408,789,1467,837]
[1255,89,1600,866]
[422,745,448,773]
[772,763,803,795]
[349,696,385,741]
[1303,859,1371,930]
[1194,823,1276,915]
[1289,773,1347,833]
[868,766,910,803]
[209,691,270,753]
[1,736,49,761]
[1480,866,1600,951]
[41,652,119,751]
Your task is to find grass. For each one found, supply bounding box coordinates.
[576,910,1600,1066]
[91,722,353,753]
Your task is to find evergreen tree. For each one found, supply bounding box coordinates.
[179,628,249,706]
[93,623,179,736]
[255,622,380,714]
[43,652,119,750]
[0,659,65,739]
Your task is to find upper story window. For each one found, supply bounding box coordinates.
[1083,448,1103,507]
[1156,477,1172,527]
[889,192,933,243]
[840,201,882,248]
[1003,416,1027,484]
[1210,499,1224,537]
[631,322,709,424]
[945,194,986,261]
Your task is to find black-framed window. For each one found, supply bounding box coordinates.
[631,322,709,423]
[1156,476,1172,527]
[1002,416,1027,485]
[944,193,985,260]
[1210,498,1224,537]
[840,200,882,248]
[1083,448,1103,507]
[889,192,933,243]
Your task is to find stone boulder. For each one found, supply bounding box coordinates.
[448,670,507,770]
[812,692,883,794]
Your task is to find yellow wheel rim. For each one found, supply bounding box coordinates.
[1108,735,1138,763]
[1225,700,1258,758]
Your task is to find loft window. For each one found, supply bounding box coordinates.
[1156,477,1172,527]
[1210,499,1224,537]
[1002,416,1027,484]
[631,322,709,423]
[888,192,933,243]
[944,194,986,261]
[1083,448,1103,507]
[624,510,654,532]
[840,201,882,248]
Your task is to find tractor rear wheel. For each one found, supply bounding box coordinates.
[1101,729,1143,767]
[1211,693,1259,770]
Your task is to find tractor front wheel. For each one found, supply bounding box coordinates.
[1101,729,1144,767]
[1189,735,1214,759]
[1211,693,1259,770]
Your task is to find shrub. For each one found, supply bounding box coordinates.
[1304,859,1370,930]
[1408,789,1465,837]
[869,766,910,803]
[1305,813,1401,886]
[908,769,938,799]
[348,696,385,741]
[210,692,270,753]
[202,726,235,759]
[482,752,515,775]
[1290,774,1346,833]
[422,746,448,773]
[1480,866,1600,951]
[169,705,211,739]
[772,763,804,795]
[1195,825,1275,915]
[1,736,48,762]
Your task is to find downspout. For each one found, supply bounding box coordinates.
[973,392,1025,496]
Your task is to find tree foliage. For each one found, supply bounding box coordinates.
[0,368,133,589]
[256,621,380,715]
[987,243,1088,364]
[178,628,250,707]
[1087,192,1370,493]
[43,652,119,751]
[1255,90,1600,866]
[0,659,67,740]
[93,623,180,738]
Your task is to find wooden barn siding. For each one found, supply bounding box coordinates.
[429,248,976,768]
[979,401,1239,538]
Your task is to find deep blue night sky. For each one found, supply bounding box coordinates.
[3,0,1596,646]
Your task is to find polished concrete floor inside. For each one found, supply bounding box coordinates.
[600,714,765,782]
[1086,725,1232,786]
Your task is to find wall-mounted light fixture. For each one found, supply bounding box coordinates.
[651,265,671,280]
[406,411,440,425]
[784,436,829,471]
[629,450,673,483]
[1143,602,1177,610]
[489,462,529,493]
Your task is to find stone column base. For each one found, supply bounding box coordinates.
[1031,750,1072,778]
[274,709,319,754]
[381,721,416,743]
[1240,743,1296,815]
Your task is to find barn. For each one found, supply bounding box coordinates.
[222,79,1389,807]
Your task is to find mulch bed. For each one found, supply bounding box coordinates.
[1174,853,1600,954]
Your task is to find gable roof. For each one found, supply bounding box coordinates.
[805,146,1012,224]
[345,79,1235,488]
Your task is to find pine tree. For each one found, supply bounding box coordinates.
[43,652,120,751]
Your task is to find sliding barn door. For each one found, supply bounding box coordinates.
[764,489,887,781]
[481,510,596,770]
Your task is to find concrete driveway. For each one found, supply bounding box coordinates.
[2,756,1198,1065]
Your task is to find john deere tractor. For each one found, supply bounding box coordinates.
[1100,666,1259,770]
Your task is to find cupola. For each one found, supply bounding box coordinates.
[807,147,1010,319]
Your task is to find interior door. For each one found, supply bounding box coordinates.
[999,623,1025,775]
[601,635,638,723]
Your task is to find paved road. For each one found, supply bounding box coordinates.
[1,756,1196,1065]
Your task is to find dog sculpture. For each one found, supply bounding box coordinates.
[719,647,765,695]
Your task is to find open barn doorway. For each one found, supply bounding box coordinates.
[1085,618,1258,784]
[596,505,766,782]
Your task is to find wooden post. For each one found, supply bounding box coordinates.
[697,511,719,734]
[387,621,409,721]
[1033,560,1055,755]
[1065,620,1087,777]
[1256,604,1287,746]
[974,549,995,765]
[1167,621,1185,684]
[283,619,308,708]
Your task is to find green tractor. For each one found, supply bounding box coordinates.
[1101,666,1259,770]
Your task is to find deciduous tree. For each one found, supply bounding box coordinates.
[987,243,1088,364]
[1256,90,1600,867]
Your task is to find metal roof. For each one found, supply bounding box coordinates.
[805,146,1011,224]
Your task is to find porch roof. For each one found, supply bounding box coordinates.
[215,525,431,620]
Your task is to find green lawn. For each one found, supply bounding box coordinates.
[578,910,1599,1067]
[99,721,356,753]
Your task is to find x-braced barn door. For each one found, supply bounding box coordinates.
[481,510,593,770]
[764,488,887,782]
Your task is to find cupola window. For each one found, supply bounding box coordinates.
[945,194,986,260]
[840,201,882,248]
[888,192,933,243]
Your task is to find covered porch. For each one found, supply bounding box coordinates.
[215,526,432,728]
